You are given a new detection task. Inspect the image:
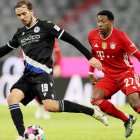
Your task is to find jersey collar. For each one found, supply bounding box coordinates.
[25,20,38,29]
[99,27,113,40]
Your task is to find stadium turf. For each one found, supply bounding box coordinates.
[0,104,139,140]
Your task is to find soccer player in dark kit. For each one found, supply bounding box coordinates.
[88,10,140,138]
[0,1,108,140]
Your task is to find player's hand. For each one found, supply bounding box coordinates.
[89,57,102,71]
[88,73,98,85]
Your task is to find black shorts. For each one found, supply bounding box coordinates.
[10,73,55,106]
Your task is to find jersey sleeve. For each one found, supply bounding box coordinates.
[43,21,64,39]
[7,32,19,49]
[120,32,138,55]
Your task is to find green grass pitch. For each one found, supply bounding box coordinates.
[0,104,140,140]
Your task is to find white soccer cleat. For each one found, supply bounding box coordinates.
[16,136,25,140]
[92,105,109,126]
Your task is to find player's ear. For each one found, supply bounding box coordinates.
[111,20,114,24]
[30,9,34,15]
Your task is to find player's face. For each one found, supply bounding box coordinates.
[96,15,113,35]
[15,5,33,26]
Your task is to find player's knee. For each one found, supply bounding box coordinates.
[128,93,140,108]
[133,106,140,114]
[128,97,140,113]
[91,88,105,101]
[43,99,59,112]
[7,90,24,105]
[7,93,17,105]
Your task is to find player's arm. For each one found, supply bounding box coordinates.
[0,44,13,58]
[88,66,98,85]
[43,21,102,70]
[60,31,102,70]
[120,32,140,61]
[0,31,19,58]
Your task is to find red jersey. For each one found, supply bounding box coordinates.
[88,28,139,78]
[53,41,61,66]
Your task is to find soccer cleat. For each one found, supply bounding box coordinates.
[16,136,25,140]
[92,105,109,126]
[124,115,137,138]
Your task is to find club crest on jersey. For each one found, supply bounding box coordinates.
[110,42,116,49]
[102,42,107,50]
[34,26,40,33]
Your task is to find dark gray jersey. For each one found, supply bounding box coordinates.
[8,20,64,74]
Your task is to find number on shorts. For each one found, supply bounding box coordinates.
[124,77,140,87]
[41,83,48,92]
[124,78,134,87]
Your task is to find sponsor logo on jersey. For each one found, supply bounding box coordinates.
[102,42,107,49]
[50,82,53,87]
[54,25,60,31]
[34,26,40,33]
[94,44,99,48]
[132,86,137,89]
[110,42,116,49]
[43,92,47,97]
[21,35,40,44]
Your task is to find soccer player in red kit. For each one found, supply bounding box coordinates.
[88,10,140,138]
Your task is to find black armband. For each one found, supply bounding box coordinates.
[60,31,92,60]
[0,44,13,58]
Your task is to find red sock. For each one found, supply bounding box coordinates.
[134,106,140,114]
[91,99,129,122]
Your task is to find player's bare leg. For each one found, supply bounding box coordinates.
[42,99,108,125]
[127,92,140,114]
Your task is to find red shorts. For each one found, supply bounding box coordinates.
[95,70,140,99]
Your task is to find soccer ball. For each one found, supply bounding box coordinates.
[24,125,45,140]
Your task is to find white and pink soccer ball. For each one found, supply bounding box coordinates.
[24,125,45,140]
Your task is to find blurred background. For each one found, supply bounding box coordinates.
[0,0,139,105]
[0,0,140,56]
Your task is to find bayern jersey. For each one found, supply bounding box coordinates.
[7,19,64,75]
[88,28,138,78]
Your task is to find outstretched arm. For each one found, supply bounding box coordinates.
[60,31,92,60]
[42,21,102,70]
[0,44,13,58]
[60,31,102,70]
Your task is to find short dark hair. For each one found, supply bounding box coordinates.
[14,0,33,10]
[97,10,114,20]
